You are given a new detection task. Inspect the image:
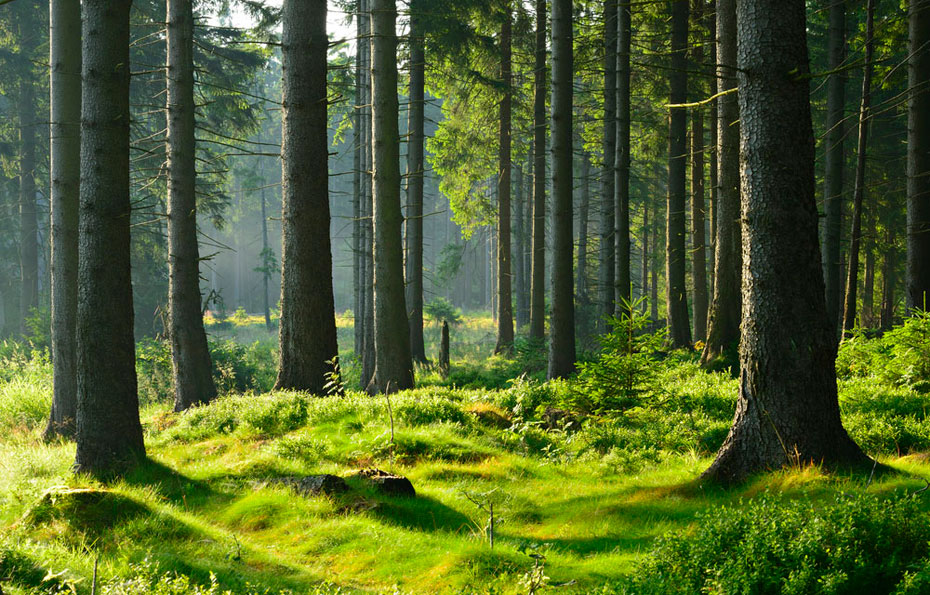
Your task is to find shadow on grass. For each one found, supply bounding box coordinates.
[123,457,237,509]
[367,494,475,534]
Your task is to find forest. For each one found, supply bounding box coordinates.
[0,0,929,592]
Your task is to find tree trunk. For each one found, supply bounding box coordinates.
[599,0,617,329]
[369,0,414,393]
[548,0,575,379]
[666,0,691,348]
[75,0,146,475]
[405,0,427,362]
[495,5,514,354]
[862,209,875,326]
[353,3,364,355]
[514,161,526,328]
[167,0,217,411]
[823,0,846,330]
[615,0,632,310]
[650,194,659,323]
[700,0,740,366]
[529,0,547,340]
[518,151,533,326]
[907,0,930,312]
[360,0,376,387]
[706,0,717,300]
[703,0,869,484]
[842,0,875,334]
[576,152,591,303]
[880,225,896,330]
[45,0,81,439]
[260,172,271,329]
[275,0,340,394]
[17,6,38,335]
[641,197,649,306]
[689,0,707,342]
[439,320,450,377]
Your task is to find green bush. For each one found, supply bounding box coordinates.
[628,493,930,594]
[837,311,930,391]
[0,347,52,432]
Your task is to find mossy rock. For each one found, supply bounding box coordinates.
[23,487,149,535]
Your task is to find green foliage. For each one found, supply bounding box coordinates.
[165,391,310,442]
[424,297,463,326]
[837,311,930,391]
[0,346,51,433]
[628,493,930,594]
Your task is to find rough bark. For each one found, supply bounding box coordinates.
[907,0,930,312]
[17,5,38,336]
[666,0,691,348]
[360,0,376,386]
[529,0,547,341]
[405,0,427,363]
[841,0,874,334]
[689,0,707,342]
[45,0,81,439]
[615,0,632,309]
[369,0,414,393]
[823,0,846,329]
[167,0,217,411]
[548,0,576,379]
[74,0,146,475]
[701,0,740,366]
[495,5,514,354]
[599,0,617,329]
[703,0,869,484]
[706,1,718,299]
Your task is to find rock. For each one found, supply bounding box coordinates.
[273,474,348,497]
[353,468,416,497]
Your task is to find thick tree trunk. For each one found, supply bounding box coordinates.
[689,0,707,342]
[701,0,740,366]
[17,6,38,335]
[405,0,427,362]
[842,0,875,334]
[495,5,515,354]
[907,0,930,312]
[45,0,81,439]
[548,0,576,379]
[577,152,591,303]
[666,0,691,348]
[167,0,217,411]
[529,0,547,341]
[599,0,617,329]
[75,0,146,475]
[823,0,846,330]
[369,0,414,393]
[615,0,632,309]
[703,0,869,484]
[275,0,340,394]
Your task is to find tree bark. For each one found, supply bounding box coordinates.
[615,0,632,310]
[599,0,617,329]
[167,0,217,411]
[880,224,896,330]
[706,0,717,300]
[577,152,591,303]
[353,3,364,355]
[842,0,875,334]
[548,0,575,379]
[529,0,547,341]
[495,4,514,354]
[666,0,691,348]
[17,5,38,336]
[907,0,930,312]
[700,0,740,366]
[75,0,146,475]
[369,0,414,393]
[360,0,376,387]
[823,0,846,330]
[405,0,427,362]
[514,161,526,328]
[689,0,707,343]
[45,0,81,439]
[862,208,876,326]
[703,0,869,484]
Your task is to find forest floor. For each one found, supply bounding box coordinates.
[1,313,930,593]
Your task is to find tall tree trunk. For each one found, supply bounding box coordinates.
[353,2,364,355]
[405,0,427,362]
[17,6,38,335]
[548,0,575,379]
[75,0,146,475]
[529,0,547,340]
[577,152,591,303]
[369,0,414,393]
[703,0,869,484]
[276,0,340,394]
[823,0,847,330]
[518,150,533,326]
[666,0,691,348]
[45,0,81,439]
[167,0,217,411]
[599,0,617,329]
[514,161,526,328]
[615,0,632,309]
[360,0,376,386]
[880,224,896,330]
[260,171,271,329]
[862,209,875,326]
[842,0,875,334]
[689,0,707,342]
[641,197,649,305]
[907,0,930,312]
[650,195,659,323]
[701,0,740,366]
[706,1,717,300]
[495,4,514,354]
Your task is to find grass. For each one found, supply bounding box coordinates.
[1,315,929,593]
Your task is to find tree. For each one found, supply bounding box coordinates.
[907,0,930,312]
[15,2,38,336]
[369,0,414,393]
[74,0,146,474]
[495,2,514,354]
[167,0,217,411]
[822,0,846,330]
[689,0,707,343]
[703,0,869,483]
[599,0,616,329]
[45,0,80,439]
[666,0,691,348]
[405,0,427,363]
[548,0,575,379]
[700,0,740,366]
[529,0,547,341]
[275,0,340,394]
[615,0,632,309]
